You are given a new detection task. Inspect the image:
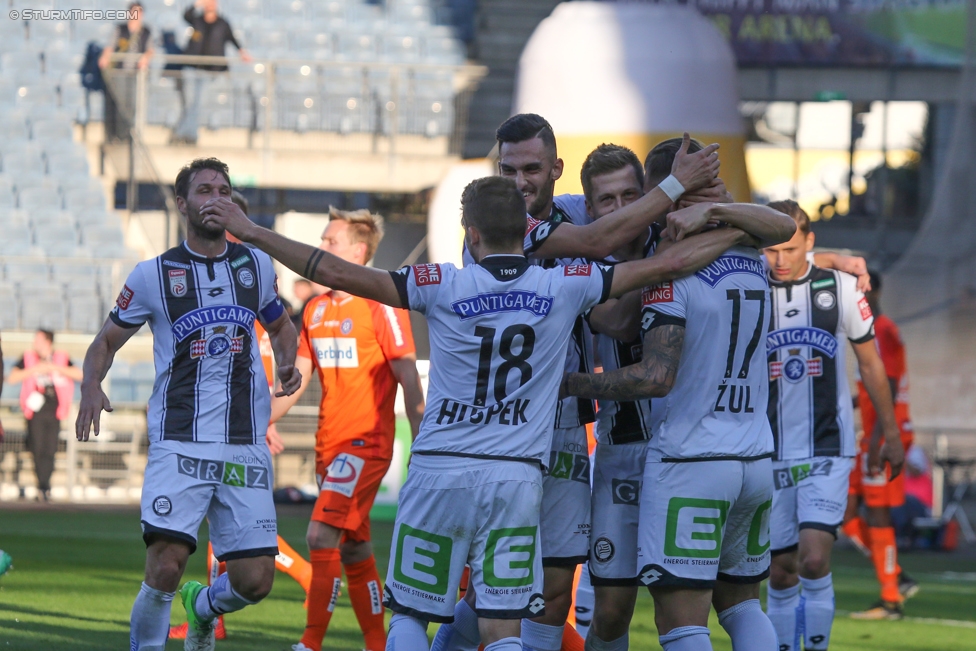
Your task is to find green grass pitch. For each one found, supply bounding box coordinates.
[1,506,975,649]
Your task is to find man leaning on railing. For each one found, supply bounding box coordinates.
[99,1,154,143]
[173,0,252,145]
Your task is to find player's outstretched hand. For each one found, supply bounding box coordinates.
[276,364,302,397]
[199,197,258,242]
[671,132,720,194]
[75,382,113,441]
[265,423,285,455]
[666,202,715,242]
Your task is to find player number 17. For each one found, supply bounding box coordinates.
[724,289,766,380]
[474,325,536,406]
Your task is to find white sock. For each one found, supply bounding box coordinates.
[194,571,255,620]
[485,637,523,651]
[718,599,778,651]
[521,619,563,651]
[387,613,430,651]
[799,574,834,651]
[431,600,481,651]
[659,625,711,651]
[585,632,629,651]
[129,582,175,651]
[575,563,594,639]
[766,584,801,651]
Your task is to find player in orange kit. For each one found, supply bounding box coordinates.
[270,207,425,651]
[844,271,919,620]
[169,191,313,641]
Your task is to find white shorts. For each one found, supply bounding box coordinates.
[770,456,853,554]
[140,440,278,561]
[540,425,591,566]
[383,454,545,622]
[589,441,646,585]
[637,457,773,588]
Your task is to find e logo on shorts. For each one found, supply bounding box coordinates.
[393,525,452,596]
[747,500,772,556]
[485,527,536,588]
[664,498,729,559]
[153,496,172,516]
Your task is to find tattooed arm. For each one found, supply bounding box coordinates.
[563,323,685,401]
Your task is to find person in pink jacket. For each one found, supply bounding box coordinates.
[7,330,83,501]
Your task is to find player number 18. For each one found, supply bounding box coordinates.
[474,325,536,406]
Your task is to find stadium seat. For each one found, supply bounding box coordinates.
[21,295,67,332]
[19,187,63,212]
[31,120,75,143]
[82,225,125,249]
[0,283,18,330]
[65,187,107,211]
[0,189,15,209]
[6,259,51,284]
[49,155,91,177]
[3,151,46,176]
[1,51,43,77]
[67,293,104,333]
[0,225,32,254]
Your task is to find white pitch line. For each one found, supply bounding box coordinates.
[838,611,976,629]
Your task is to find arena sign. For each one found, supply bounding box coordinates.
[640,0,967,67]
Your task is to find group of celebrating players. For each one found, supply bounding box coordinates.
[74,112,915,651]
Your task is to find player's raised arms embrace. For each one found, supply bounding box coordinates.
[203,174,769,651]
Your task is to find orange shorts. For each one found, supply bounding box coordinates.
[849,446,906,508]
[312,448,391,542]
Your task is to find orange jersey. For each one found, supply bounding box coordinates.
[298,292,415,461]
[255,321,274,389]
[858,314,912,449]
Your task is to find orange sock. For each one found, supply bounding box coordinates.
[275,535,312,594]
[842,516,871,555]
[561,622,585,651]
[344,556,386,651]
[300,548,343,651]
[869,526,901,603]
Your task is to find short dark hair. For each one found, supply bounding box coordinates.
[461,177,526,249]
[175,158,232,199]
[38,329,54,343]
[767,199,811,235]
[581,144,644,202]
[868,270,881,292]
[496,113,557,159]
[643,137,705,186]
[230,190,249,215]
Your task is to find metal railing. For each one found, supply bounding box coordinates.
[103,53,487,157]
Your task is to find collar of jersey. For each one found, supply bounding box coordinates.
[767,262,816,287]
[479,254,529,281]
[182,240,231,262]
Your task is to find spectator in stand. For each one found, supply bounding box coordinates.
[98,2,154,142]
[894,446,934,545]
[173,0,252,144]
[6,330,83,502]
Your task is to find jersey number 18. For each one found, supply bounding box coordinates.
[474,325,535,406]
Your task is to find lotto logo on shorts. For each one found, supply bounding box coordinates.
[392,524,453,597]
[176,454,270,489]
[485,527,537,588]
[413,263,442,286]
[320,453,365,498]
[642,282,672,305]
[664,498,730,559]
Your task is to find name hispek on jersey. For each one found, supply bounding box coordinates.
[767,265,875,460]
[389,255,613,466]
[110,242,284,445]
[641,246,773,462]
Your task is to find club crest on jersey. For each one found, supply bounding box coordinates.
[190,326,245,359]
[173,306,256,341]
[237,268,255,288]
[695,255,766,288]
[310,303,326,326]
[563,264,592,277]
[642,282,672,304]
[168,269,187,297]
[116,284,134,310]
[770,349,823,383]
[814,291,835,310]
[413,263,442,286]
[341,318,354,334]
[451,290,553,320]
[766,327,838,358]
